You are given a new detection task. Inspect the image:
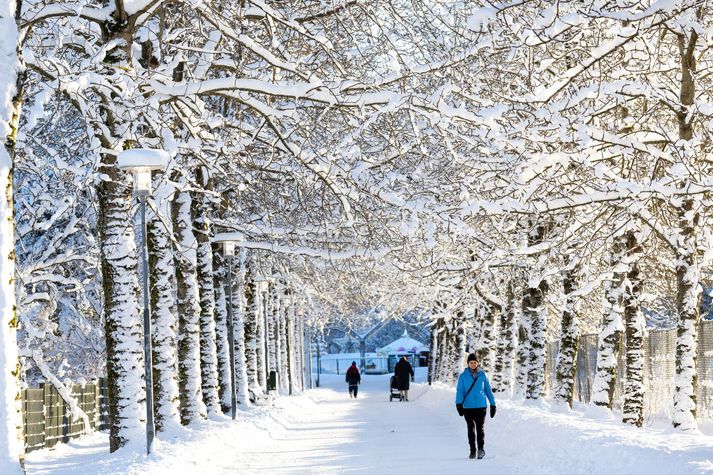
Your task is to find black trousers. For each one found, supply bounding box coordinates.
[463,408,487,451]
[348,384,358,397]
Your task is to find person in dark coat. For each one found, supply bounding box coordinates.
[455,353,496,460]
[345,361,361,398]
[393,355,414,401]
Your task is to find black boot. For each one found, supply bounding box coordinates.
[469,449,476,459]
[477,449,485,460]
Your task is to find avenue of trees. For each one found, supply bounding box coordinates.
[0,0,711,471]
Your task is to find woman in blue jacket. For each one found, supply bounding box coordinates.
[455,354,496,459]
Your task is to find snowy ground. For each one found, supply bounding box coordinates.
[25,368,713,474]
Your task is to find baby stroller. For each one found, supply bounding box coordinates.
[389,375,402,402]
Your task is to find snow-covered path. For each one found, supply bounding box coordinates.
[25,369,713,474]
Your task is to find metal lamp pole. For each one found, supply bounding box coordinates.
[263,285,270,389]
[137,192,155,455]
[225,246,237,419]
[117,148,168,456]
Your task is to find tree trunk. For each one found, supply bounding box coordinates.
[622,230,645,426]
[243,267,260,395]
[478,302,499,371]
[493,280,517,393]
[99,159,146,448]
[672,28,702,431]
[147,182,180,431]
[278,285,289,392]
[525,279,548,399]
[672,197,701,429]
[212,250,231,413]
[592,234,626,409]
[525,223,549,400]
[192,170,220,414]
[268,282,280,382]
[0,1,24,467]
[428,317,439,385]
[285,298,294,395]
[515,303,530,396]
[554,256,581,407]
[255,286,267,392]
[437,324,450,382]
[295,308,305,392]
[234,248,250,406]
[173,186,206,423]
[453,320,466,381]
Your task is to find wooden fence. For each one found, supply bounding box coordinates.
[545,320,713,420]
[22,378,109,453]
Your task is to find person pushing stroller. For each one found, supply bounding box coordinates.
[345,361,361,398]
[393,355,414,401]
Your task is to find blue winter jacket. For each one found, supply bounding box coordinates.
[455,368,496,409]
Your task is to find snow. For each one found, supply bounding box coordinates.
[378,329,427,354]
[0,1,22,470]
[18,370,713,474]
[116,149,169,170]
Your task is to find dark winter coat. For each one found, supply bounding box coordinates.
[394,358,414,390]
[345,365,361,385]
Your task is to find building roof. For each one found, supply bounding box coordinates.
[378,329,426,354]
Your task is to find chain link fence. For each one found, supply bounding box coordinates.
[545,320,713,420]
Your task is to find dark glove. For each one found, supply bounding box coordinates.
[411,376,414,382]
[456,404,464,416]
[490,406,496,418]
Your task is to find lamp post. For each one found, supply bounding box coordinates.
[222,241,237,419]
[261,278,273,391]
[253,276,271,392]
[117,148,168,456]
[213,232,244,419]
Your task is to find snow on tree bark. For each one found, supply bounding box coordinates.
[270,281,284,392]
[525,278,548,400]
[285,298,295,394]
[673,197,702,429]
[172,185,207,424]
[672,26,703,431]
[515,304,530,397]
[255,285,267,392]
[98,161,146,449]
[243,265,260,395]
[622,230,645,426]
[428,316,439,385]
[234,248,250,406]
[436,322,450,383]
[478,301,499,372]
[525,224,549,400]
[192,171,221,414]
[212,251,232,413]
[277,285,289,392]
[493,280,517,393]
[452,314,466,381]
[0,0,24,467]
[267,282,280,373]
[147,182,180,431]
[592,234,626,409]
[554,256,581,407]
[295,307,305,392]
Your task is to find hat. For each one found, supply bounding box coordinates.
[351,361,356,365]
[467,353,479,363]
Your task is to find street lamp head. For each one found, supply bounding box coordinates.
[117,148,169,196]
[213,233,244,258]
[223,241,236,257]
